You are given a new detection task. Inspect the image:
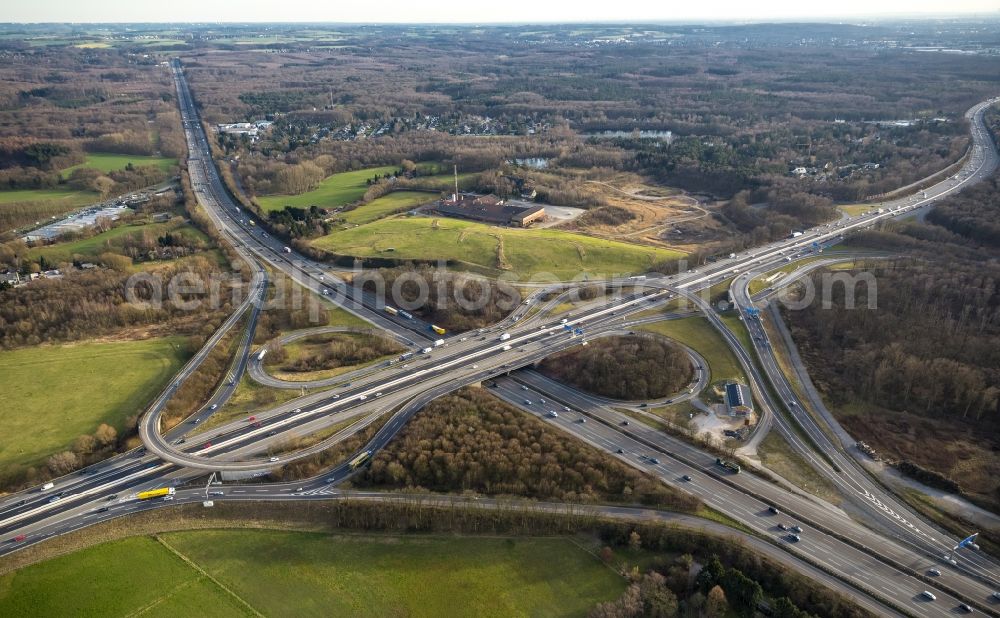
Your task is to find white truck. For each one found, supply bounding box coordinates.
[499,333,511,341]
[421,347,433,354]
[790,231,803,238]
[282,246,292,254]
[41,482,55,491]
[433,339,444,347]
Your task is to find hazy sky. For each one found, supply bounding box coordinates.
[6,0,1000,23]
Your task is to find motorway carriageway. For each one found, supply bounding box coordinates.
[491,375,999,617]
[0,291,676,534]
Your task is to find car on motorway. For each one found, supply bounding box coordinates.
[375,392,384,398]
[920,591,936,601]
[927,568,941,576]
[295,487,305,492]
[768,506,780,515]
[788,534,801,543]
[48,495,61,503]
[521,386,529,391]
[208,491,224,496]
[203,442,212,449]
[10,535,26,543]
[682,474,692,482]
[617,448,625,454]
[959,603,973,613]
[577,418,586,423]
[621,420,629,426]
[269,456,280,462]
[547,411,558,418]
[777,522,787,531]
[210,404,218,410]
[563,406,571,412]
[539,398,546,404]
[163,495,174,501]
[993,591,1000,601]
[790,525,802,533]
[649,458,659,464]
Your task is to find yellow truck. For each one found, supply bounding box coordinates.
[137,487,176,500]
[348,451,372,470]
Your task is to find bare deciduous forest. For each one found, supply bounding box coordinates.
[539,335,694,400]
[359,387,701,511]
[784,167,1000,510]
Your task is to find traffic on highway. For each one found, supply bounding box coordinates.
[1,59,998,617]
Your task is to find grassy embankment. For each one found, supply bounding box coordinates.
[0,531,624,617]
[0,338,188,470]
[639,317,747,387]
[312,217,682,280]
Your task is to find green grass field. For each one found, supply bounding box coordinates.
[640,316,747,385]
[60,152,178,178]
[838,204,870,216]
[0,537,247,618]
[0,338,188,470]
[341,191,434,225]
[26,221,208,264]
[256,165,400,212]
[719,312,755,354]
[312,217,682,279]
[0,531,625,618]
[0,187,96,206]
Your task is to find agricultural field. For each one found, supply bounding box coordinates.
[0,531,625,618]
[0,537,247,618]
[256,165,399,212]
[639,316,747,386]
[341,191,434,225]
[0,337,188,471]
[312,216,682,279]
[60,152,178,178]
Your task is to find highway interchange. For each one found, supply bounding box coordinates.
[1,61,999,616]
